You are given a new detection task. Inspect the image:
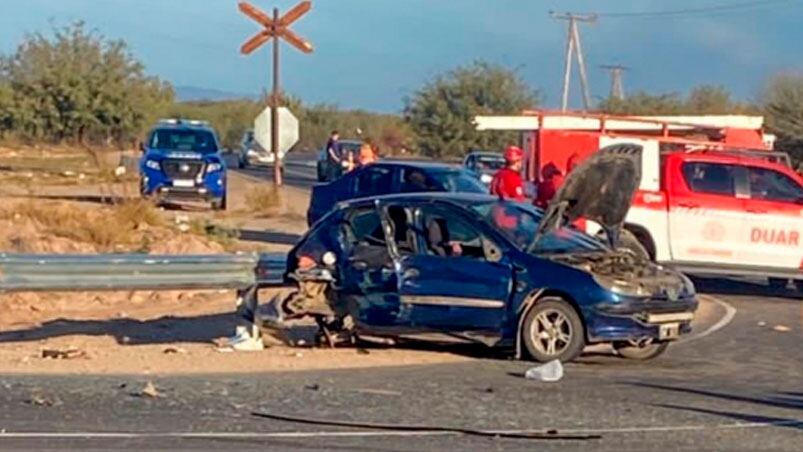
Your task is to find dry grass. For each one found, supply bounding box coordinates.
[188,219,240,251]
[244,185,284,217]
[0,199,165,252]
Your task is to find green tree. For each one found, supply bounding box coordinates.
[686,85,733,114]
[763,73,803,164]
[404,61,539,158]
[0,22,173,145]
[597,91,685,115]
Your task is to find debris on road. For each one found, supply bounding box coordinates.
[163,347,187,355]
[525,360,564,382]
[136,381,163,398]
[26,394,62,407]
[758,321,767,327]
[772,325,791,333]
[40,348,87,360]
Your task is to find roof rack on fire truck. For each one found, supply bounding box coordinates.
[475,110,776,151]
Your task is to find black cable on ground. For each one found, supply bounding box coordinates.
[251,410,601,441]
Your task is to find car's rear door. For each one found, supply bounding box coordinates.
[740,165,803,271]
[393,202,513,334]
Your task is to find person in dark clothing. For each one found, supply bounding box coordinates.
[326,130,343,181]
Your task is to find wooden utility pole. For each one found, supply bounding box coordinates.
[600,64,629,100]
[239,1,313,187]
[550,12,597,111]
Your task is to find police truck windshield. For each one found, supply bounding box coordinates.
[149,129,219,153]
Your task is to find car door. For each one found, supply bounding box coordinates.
[741,165,803,270]
[668,160,749,266]
[394,203,513,333]
[336,205,401,328]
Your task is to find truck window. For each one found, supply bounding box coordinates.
[747,167,803,204]
[682,162,736,196]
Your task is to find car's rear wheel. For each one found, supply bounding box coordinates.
[613,338,669,360]
[522,298,585,363]
[794,280,803,294]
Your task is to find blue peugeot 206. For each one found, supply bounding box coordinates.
[260,144,698,362]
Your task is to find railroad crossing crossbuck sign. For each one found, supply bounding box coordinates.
[239,0,313,186]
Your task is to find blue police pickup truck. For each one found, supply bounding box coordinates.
[139,119,227,210]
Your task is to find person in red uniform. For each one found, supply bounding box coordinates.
[490,146,525,201]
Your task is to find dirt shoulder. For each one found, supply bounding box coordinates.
[0,145,466,375]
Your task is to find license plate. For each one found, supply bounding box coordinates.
[173,180,194,188]
[659,322,680,340]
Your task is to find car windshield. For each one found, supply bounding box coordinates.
[430,169,488,193]
[476,155,506,171]
[150,129,219,153]
[469,201,606,254]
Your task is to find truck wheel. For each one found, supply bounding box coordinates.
[617,229,650,261]
[212,195,227,211]
[795,280,803,294]
[522,298,585,363]
[613,339,669,360]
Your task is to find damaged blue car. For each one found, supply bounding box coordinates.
[260,145,698,362]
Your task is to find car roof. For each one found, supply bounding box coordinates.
[468,151,504,158]
[151,123,215,133]
[338,192,497,211]
[372,160,462,170]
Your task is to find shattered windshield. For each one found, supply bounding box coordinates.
[469,201,605,254]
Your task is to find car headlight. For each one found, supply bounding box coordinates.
[206,163,223,173]
[594,275,651,298]
[480,173,492,184]
[145,159,160,170]
[679,272,696,297]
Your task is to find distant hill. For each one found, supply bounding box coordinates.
[174,85,258,102]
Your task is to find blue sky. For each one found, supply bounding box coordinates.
[1,0,802,112]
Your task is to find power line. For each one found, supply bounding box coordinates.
[550,12,596,111]
[600,65,629,100]
[594,0,797,18]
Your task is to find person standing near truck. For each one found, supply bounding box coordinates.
[490,146,525,201]
[326,130,343,181]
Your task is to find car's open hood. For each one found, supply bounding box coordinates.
[531,144,642,250]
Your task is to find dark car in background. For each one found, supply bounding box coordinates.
[139,119,227,210]
[263,144,698,363]
[463,151,506,186]
[307,161,487,226]
[317,140,363,182]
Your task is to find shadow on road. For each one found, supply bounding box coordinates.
[634,382,803,432]
[0,313,235,346]
[692,277,801,301]
[632,382,803,411]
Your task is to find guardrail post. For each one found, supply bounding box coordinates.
[229,284,264,351]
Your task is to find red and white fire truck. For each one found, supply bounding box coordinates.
[476,111,803,292]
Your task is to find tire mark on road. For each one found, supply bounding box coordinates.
[676,294,736,345]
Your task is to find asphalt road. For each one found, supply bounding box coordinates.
[1,157,801,451]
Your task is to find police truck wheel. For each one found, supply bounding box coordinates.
[522,298,585,363]
[613,339,669,360]
[618,229,650,261]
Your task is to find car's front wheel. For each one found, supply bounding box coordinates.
[613,339,669,360]
[522,298,585,363]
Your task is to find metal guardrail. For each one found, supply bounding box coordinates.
[0,252,287,292]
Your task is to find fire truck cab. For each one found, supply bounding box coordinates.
[475,111,803,293]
